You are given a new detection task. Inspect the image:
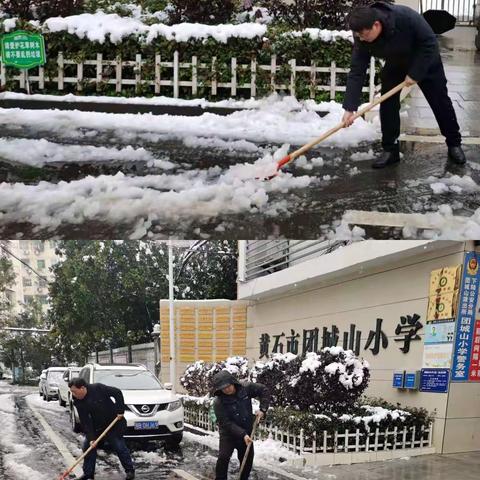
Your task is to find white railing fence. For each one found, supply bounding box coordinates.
[183,405,433,455]
[0,52,377,101]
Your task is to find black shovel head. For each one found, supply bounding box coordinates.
[423,9,457,34]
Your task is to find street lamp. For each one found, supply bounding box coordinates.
[168,240,176,394]
[151,322,161,379]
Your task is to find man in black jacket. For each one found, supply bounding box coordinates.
[342,2,466,168]
[69,378,135,480]
[212,370,270,480]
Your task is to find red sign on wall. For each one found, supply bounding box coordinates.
[468,320,480,381]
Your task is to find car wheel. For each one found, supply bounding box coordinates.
[476,33,480,51]
[165,432,183,449]
[39,390,43,397]
[59,397,66,407]
[45,393,50,402]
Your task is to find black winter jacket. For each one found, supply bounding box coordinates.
[343,1,440,111]
[73,383,127,442]
[213,371,270,440]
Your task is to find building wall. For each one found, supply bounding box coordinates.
[7,240,59,313]
[159,299,248,391]
[245,241,479,453]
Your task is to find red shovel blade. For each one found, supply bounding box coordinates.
[256,153,292,181]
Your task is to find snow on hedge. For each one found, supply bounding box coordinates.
[2,12,354,45]
[288,28,353,43]
[12,12,269,44]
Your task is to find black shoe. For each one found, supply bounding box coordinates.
[371,150,400,169]
[125,471,135,480]
[76,475,94,480]
[448,146,466,165]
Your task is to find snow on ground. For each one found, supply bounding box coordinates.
[0,393,50,480]
[184,430,298,465]
[427,174,480,195]
[0,137,174,168]
[0,92,343,114]
[25,393,65,414]
[0,96,378,148]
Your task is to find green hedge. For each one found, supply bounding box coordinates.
[0,19,371,102]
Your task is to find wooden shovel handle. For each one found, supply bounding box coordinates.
[58,415,122,479]
[238,415,261,479]
[286,80,408,163]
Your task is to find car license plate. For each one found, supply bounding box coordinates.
[134,421,158,430]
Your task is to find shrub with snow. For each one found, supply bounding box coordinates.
[252,352,301,408]
[180,356,250,396]
[254,347,370,413]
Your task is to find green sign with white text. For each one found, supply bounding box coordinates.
[1,30,46,69]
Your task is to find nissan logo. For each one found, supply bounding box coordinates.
[140,404,150,413]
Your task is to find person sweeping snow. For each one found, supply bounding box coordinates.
[212,370,270,480]
[342,1,466,168]
[69,378,135,480]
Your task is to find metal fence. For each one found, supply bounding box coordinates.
[0,52,377,101]
[183,404,433,455]
[243,240,350,282]
[421,0,476,23]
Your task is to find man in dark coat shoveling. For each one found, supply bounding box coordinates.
[69,378,135,480]
[342,1,466,168]
[212,370,270,480]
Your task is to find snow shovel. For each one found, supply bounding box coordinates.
[58,415,122,480]
[264,79,408,180]
[238,414,261,480]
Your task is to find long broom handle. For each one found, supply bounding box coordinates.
[238,415,261,480]
[59,415,122,480]
[277,80,408,169]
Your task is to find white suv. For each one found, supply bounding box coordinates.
[43,367,68,401]
[71,363,183,447]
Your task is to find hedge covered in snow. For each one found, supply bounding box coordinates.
[0,6,360,101]
[181,347,433,439]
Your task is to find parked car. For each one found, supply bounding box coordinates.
[38,369,47,397]
[59,366,81,408]
[42,367,68,401]
[71,363,183,447]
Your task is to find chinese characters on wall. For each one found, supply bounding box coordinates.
[258,315,423,358]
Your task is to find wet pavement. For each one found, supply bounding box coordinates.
[403,28,480,137]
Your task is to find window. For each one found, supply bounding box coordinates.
[24,295,34,305]
[37,295,48,305]
[32,240,45,252]
[38,279,48,288]
[23,277,32,287]
[37,260,46,270]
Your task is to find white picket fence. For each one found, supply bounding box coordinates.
[0,51,377,101]
[183,405,433,455]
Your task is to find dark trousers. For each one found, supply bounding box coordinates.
[82,433,134,477]
[380,59,462,152]
[215,436,254,480]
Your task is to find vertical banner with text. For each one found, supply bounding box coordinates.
[452,252,480,382]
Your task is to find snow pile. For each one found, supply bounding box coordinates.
[223,356,250,377]
[287,28,353,43]
[337,405,410,430]
[146,22,267,44]
[3,17,17,32]
[323,348,369,389]
[428,174,480,195]
[350,148,376,161]
[0,137,174,168]
[41,12,267,44]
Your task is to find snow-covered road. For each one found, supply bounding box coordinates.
[0,98,479,239]
[0,380,303,480]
